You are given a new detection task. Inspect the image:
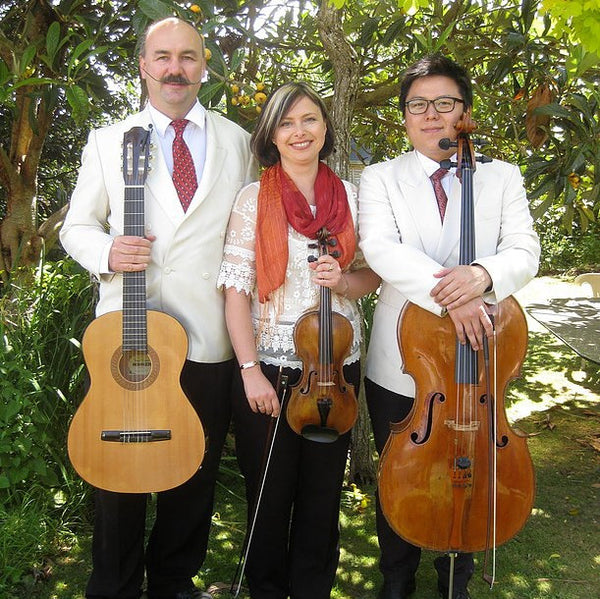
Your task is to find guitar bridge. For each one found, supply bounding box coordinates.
[101,430,171,442]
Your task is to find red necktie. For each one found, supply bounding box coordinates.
[171,119,198,212]
[430,168,449,221]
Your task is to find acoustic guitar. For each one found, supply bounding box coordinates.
[67,126,205,493]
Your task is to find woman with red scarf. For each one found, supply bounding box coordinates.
[218,82,379,599]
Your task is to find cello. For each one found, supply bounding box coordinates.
[377,115,535,586]
[286,227,358,443]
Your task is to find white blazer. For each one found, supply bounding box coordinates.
[358,150,540,396]
[61,106,256,363]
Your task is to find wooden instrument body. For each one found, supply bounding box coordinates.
[286,309,358,437]
[378,298,535,552]
[67,126,205,493]
[68,309,205,493]
[286,227,358,441]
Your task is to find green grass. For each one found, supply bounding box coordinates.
[13,331,600,599]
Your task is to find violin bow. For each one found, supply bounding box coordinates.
[230,367,289,598]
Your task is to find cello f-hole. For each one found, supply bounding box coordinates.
[410,391,445,445]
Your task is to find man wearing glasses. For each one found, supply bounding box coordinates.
[358,55,539,599]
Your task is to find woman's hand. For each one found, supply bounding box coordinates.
[309,255,344,289]
[241,366,281,417]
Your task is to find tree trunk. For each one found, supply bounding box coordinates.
[0,0,60,280]
[317,1,376,485]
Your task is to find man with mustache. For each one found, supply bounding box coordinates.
[61,17,255,599]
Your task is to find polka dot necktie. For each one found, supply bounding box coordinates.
[430,167,449,221]
[171,119,198,212]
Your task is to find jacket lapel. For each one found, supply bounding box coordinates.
[395,152,445,259]
[184,112,227,216]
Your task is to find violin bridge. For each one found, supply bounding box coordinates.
[317,381,335,387]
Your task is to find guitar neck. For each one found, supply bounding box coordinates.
[123,185,147,351]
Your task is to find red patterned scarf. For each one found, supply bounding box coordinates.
[255,162,356,303]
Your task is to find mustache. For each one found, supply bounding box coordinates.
[142,68,202,86]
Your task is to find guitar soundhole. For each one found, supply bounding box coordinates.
[111,346,160,390]
[121,350,151,382]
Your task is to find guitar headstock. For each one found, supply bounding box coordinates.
[122,126,152,186]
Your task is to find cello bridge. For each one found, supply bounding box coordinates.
[444,419,480,432]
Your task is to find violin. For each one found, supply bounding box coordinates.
[377,116,535,559]
[286,227,358,443]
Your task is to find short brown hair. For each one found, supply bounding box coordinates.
[250,82,335,167]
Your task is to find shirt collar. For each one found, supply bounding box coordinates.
[147,100,207,137]
[415,149,456,178]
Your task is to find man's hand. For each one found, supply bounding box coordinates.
[446,297,494,350]
[108,235,156,272]
[431,264,491,311]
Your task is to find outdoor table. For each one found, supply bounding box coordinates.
[526,298,600,365]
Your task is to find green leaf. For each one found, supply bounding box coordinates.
[20,45,36,74]
[197,81,224,107]
[229,48,244,73]
[12,77,56,90]
[358,17,379,48]
[69,39,94,66]
[46,21,61,62]
[65,84,90,124]
[138,0,174,21]
[381,18,405,47]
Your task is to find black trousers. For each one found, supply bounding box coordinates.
[365,377,474,589]
[232,361,360,599]
[86,359,234,599]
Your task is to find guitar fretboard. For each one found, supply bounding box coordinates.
[123,186,147,351]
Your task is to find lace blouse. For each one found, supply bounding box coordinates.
[218,179,366,370]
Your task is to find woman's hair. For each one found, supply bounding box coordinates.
[250,81,336,167]
[399,54,473,115]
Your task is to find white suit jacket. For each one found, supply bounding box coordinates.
[61,106,256,363]
[358,150,540,396]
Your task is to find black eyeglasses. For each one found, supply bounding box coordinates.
[405,96,464,115]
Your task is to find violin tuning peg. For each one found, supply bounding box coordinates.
[327,238,338,247]
[308,243,318,249]
[331,250,340,259]
[307,255,317,263]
